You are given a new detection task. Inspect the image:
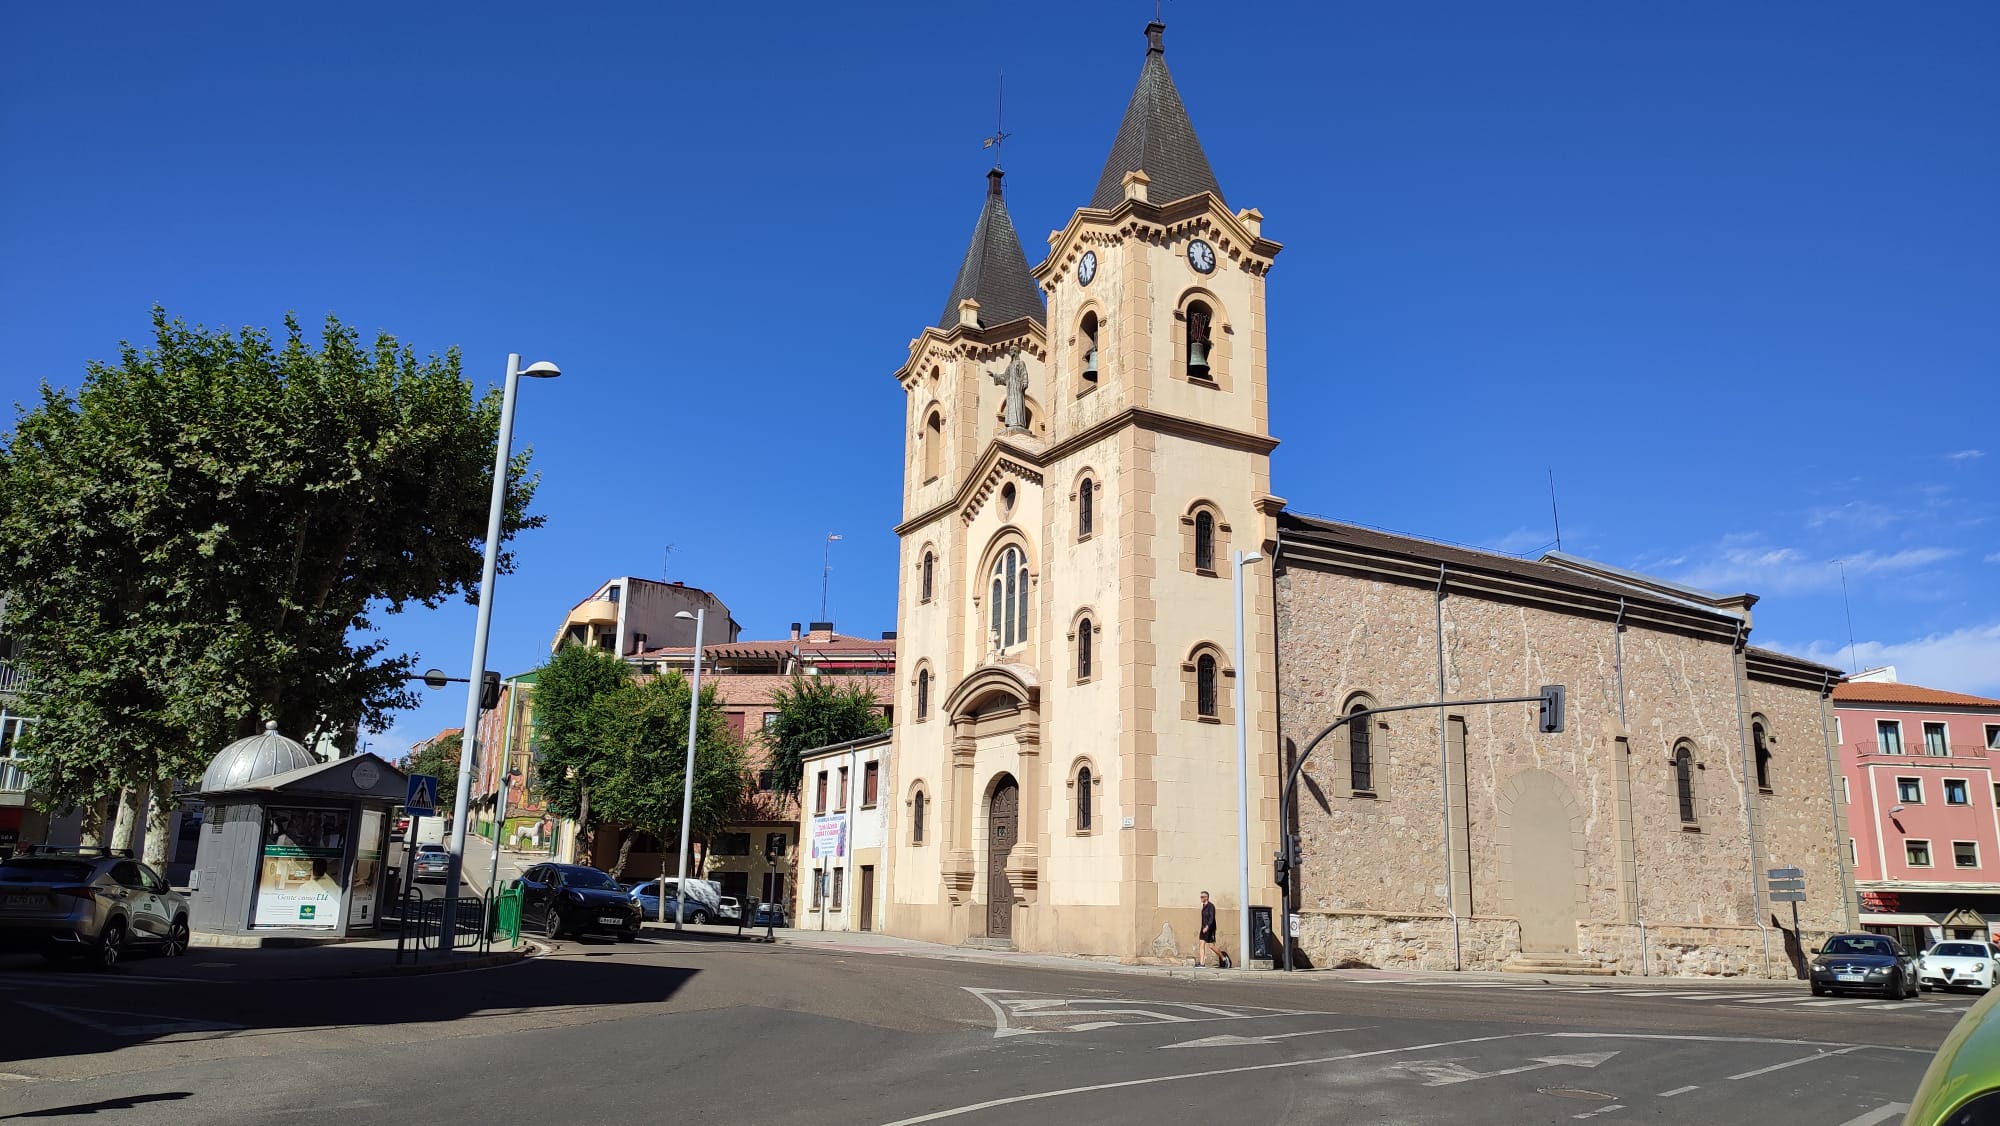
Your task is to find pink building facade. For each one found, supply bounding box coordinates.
[1835,673,2000,950]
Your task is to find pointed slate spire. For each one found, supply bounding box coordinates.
[937,168,1045,330]
[1088,21,1225,211]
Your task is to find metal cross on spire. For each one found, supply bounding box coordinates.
[981,74,1011,169]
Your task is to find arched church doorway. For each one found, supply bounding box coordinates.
[987,775,1019,939]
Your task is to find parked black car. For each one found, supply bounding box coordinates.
[514,864,642,942]
[1811,932,1919,998]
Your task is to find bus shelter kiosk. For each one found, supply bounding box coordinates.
[188,723,407,940]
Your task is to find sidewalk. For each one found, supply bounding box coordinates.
[0,937,540,984]
[760,927,1813,990]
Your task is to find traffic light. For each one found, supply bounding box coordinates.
[1273,850,1290,889]
[479,670,502,711]
[1539,684,1566,734]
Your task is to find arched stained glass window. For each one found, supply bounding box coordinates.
[990,546,1029,649]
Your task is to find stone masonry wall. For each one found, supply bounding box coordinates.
[1277,557,1838,979]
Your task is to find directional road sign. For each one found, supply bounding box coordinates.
[1768,878,1807,891]
[1770,890,1807,903]
[1768,867,1804,879]
[406,773,439,816]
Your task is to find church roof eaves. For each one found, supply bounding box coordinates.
[1277,512,1751,645]
[936,168,1045,332]
[1088,22,1225,212]
[1033,192,1282,286]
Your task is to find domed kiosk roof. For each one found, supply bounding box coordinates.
[200,721,321,793]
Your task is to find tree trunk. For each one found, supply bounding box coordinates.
[142,782,171,870]
[111,783,148,853]
[573,785,589,865]
[610,830,633,880]
[82,795,113,848]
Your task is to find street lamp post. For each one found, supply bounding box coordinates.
[1231,549,1264,968]
[442,354,559,952]
[670,608,708,928]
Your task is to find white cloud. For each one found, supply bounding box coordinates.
[1986,552,2000,564]
[1674,541,1957,596]
[1946,449,1985,462]
[1764,622,2000,697]
[1806,501,1898,532]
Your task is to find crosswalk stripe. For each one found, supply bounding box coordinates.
[1796,999,1877,1008]
[1732,996,1811,1004]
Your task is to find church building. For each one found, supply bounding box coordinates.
[880,21,1855,977]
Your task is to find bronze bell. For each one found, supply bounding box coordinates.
[1082,347,1099,382]
[1188,339,1210,378]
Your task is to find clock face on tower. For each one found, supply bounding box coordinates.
[1186,239,1216,274]
[1077,251,1097,286]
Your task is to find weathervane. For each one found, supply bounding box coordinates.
[981,74,1011,169]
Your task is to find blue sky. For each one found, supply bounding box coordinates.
[2,2,1994,756]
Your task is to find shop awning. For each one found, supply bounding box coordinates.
[1860,913,1940,927]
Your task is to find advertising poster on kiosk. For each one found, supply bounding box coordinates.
[253,807,349,929]
[347,809,384,927]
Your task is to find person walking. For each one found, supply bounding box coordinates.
[1196,890,1220,968]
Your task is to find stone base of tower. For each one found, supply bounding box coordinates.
[884,898,1225,964]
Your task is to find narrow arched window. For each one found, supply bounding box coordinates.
[1078,479,1094,539]
[1186,301,1214,381]
[1194,510,1216,571]
[922,411,943,481]
[1675,745,1697,822]
[1080,311,1100,391]
[1349,704,1373,792]
[920,551,934,603]
[1077,618,1093,681]
[1197,654,1218,718]
[1753,722,1772,792]
[913,790,927,844]
[1077,766,1093,832]
[916,668,930,720]
[990,546,1028,649]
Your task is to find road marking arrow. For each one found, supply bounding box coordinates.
[1398,1050,1620,1086]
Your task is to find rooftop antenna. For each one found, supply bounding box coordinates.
[981,74,1010,169]
[821,533,843,622]
[1548,469,1563,553]
[1833,559,1860,673]
[662,544,675,582]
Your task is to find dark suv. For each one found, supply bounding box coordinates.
[516,864,641,942]
[0,847,190,968]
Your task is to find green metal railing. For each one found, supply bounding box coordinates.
[494,886,522,948]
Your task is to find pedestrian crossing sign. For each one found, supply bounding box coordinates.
[406,774,438,815]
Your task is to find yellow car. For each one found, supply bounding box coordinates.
[1905,984,2000,1124]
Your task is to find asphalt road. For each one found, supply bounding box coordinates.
[0,935,1960,1124]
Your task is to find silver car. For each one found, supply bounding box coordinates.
[0,847,190,968]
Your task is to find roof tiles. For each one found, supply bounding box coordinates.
[1088,22,1225,211]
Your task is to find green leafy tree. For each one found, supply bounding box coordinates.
[765,676,889,802]
[592,671,748,879]
[0,309,540,862]
[402,732,463,814]
[527,644,633,844]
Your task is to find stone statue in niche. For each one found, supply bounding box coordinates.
[989,347,1029,432]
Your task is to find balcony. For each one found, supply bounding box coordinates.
[568,599,619,628]
[1,758,27,794]
[1848,740,1986,767]
[0,662,27,695]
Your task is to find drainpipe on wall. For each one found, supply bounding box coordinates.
[1730,620,1774,977]
[1435,564,1462,971]
[1614,598,1649,976]
[1820,671,1855,931]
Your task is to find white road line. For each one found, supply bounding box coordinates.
[1732,995,1812,1004]
[875,1033,1540,1126]
[1547,1032,1931,1053]
[1657,1085,1699,1097]
[1833,1105,1908,1126]
[1863,1003,1937,1011]
[1727,1045,1862,1080]
[1796,999,1878,1008]
[1572,1106,1625,1121]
